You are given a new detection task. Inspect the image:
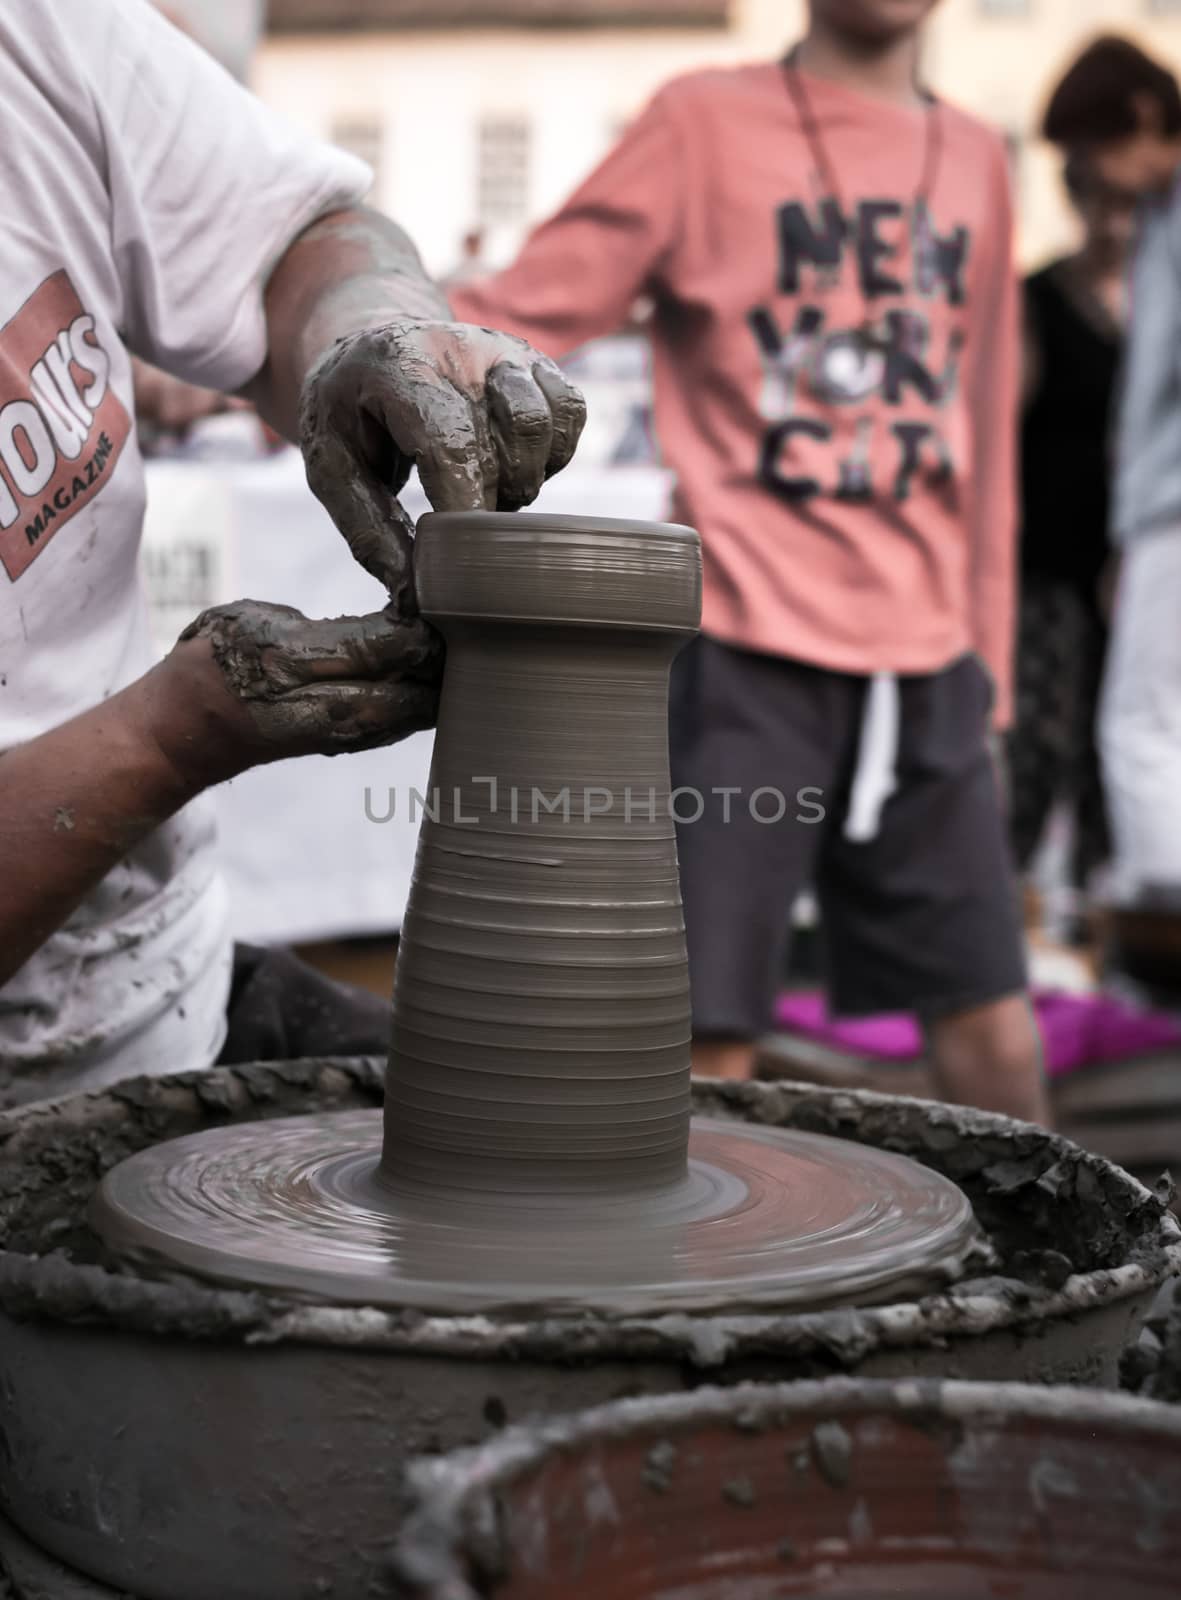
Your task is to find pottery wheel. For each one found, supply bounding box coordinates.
[90,1112,977,1316]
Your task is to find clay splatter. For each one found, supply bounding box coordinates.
[641,1440,678,1494]
[811,1421,853,1489]
[722,1476,756,1507]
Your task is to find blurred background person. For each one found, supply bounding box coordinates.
[1099,45,1181,913]
[1011,38,1181,940]
[452,0,1049,1124]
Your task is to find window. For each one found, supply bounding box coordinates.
[331,115,385,193]
[1147,0,1181,14]
[477,115,532,226]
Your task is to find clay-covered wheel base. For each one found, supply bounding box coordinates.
[90,1110,977,1316]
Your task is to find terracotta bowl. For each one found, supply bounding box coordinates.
[392,1378,1181,1599]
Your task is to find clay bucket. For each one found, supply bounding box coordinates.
[390,1377,1181,1599]
[0,1062,1175,1600]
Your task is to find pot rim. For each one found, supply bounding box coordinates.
[404,1371,1181,1493]
[414,510,702,633]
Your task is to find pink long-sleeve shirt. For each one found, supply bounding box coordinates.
[452,62,1019,724]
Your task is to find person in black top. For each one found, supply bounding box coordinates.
[1010,38,1181,913]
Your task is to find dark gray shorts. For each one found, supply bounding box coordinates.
[669,637,1027,1037]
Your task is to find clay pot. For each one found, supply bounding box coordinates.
[386,511,701,1198]
[0,1063,1175,1600]
[389,1378,1181,1599]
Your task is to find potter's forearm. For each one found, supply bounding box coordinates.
[248,207,450,441]
[0,591,443,988]
[0,679,200,988]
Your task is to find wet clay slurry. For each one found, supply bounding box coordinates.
[382,512,704,1195]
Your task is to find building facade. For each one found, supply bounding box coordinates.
[256,0,1181,273]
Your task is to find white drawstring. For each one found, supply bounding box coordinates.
[844,671,900,843]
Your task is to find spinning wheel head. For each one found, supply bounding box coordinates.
[90,1111,979,1315]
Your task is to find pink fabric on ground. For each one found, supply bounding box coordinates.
[774,989,1181,1079]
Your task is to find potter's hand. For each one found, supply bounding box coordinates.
[298,320,586,614]
[144,600,441,789]
[0,596,437,989]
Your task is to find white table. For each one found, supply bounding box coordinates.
[143,445,670,944]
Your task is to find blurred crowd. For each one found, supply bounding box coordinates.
[144,6,1181,965]
[13,0,1181,1125]
[446,31,1181,962]
[448,26,1181,1015]
[1013,36,1181,949]
[439,11,1181,1118]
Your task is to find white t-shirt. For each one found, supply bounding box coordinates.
[0,0,370,1104]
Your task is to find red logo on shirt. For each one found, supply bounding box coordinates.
[0,271,130,582]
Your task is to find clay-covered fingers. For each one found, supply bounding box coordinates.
[375,370,498,514]
[253,609,441,692]
[184,602,440,696]
[276,676,441,756]
[179,599,443,763]
[484,356,586,509]
[301,320,586,537]
[300,356,419,617]
[162,601,441,788]
[532,359,586,483]
[486,361,554,511]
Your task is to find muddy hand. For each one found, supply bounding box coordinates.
[298,320,586,612]
[145,600,441,790]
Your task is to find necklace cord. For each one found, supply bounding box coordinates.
[781,46,943,217]
[780,45,944,345]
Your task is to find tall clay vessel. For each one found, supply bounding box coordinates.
[382,511,703,1197]
[88,510,978,1321]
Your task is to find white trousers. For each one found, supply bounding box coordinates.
[1099,524,1181,897]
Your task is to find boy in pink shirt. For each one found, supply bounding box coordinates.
[453,0,1047,1123]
